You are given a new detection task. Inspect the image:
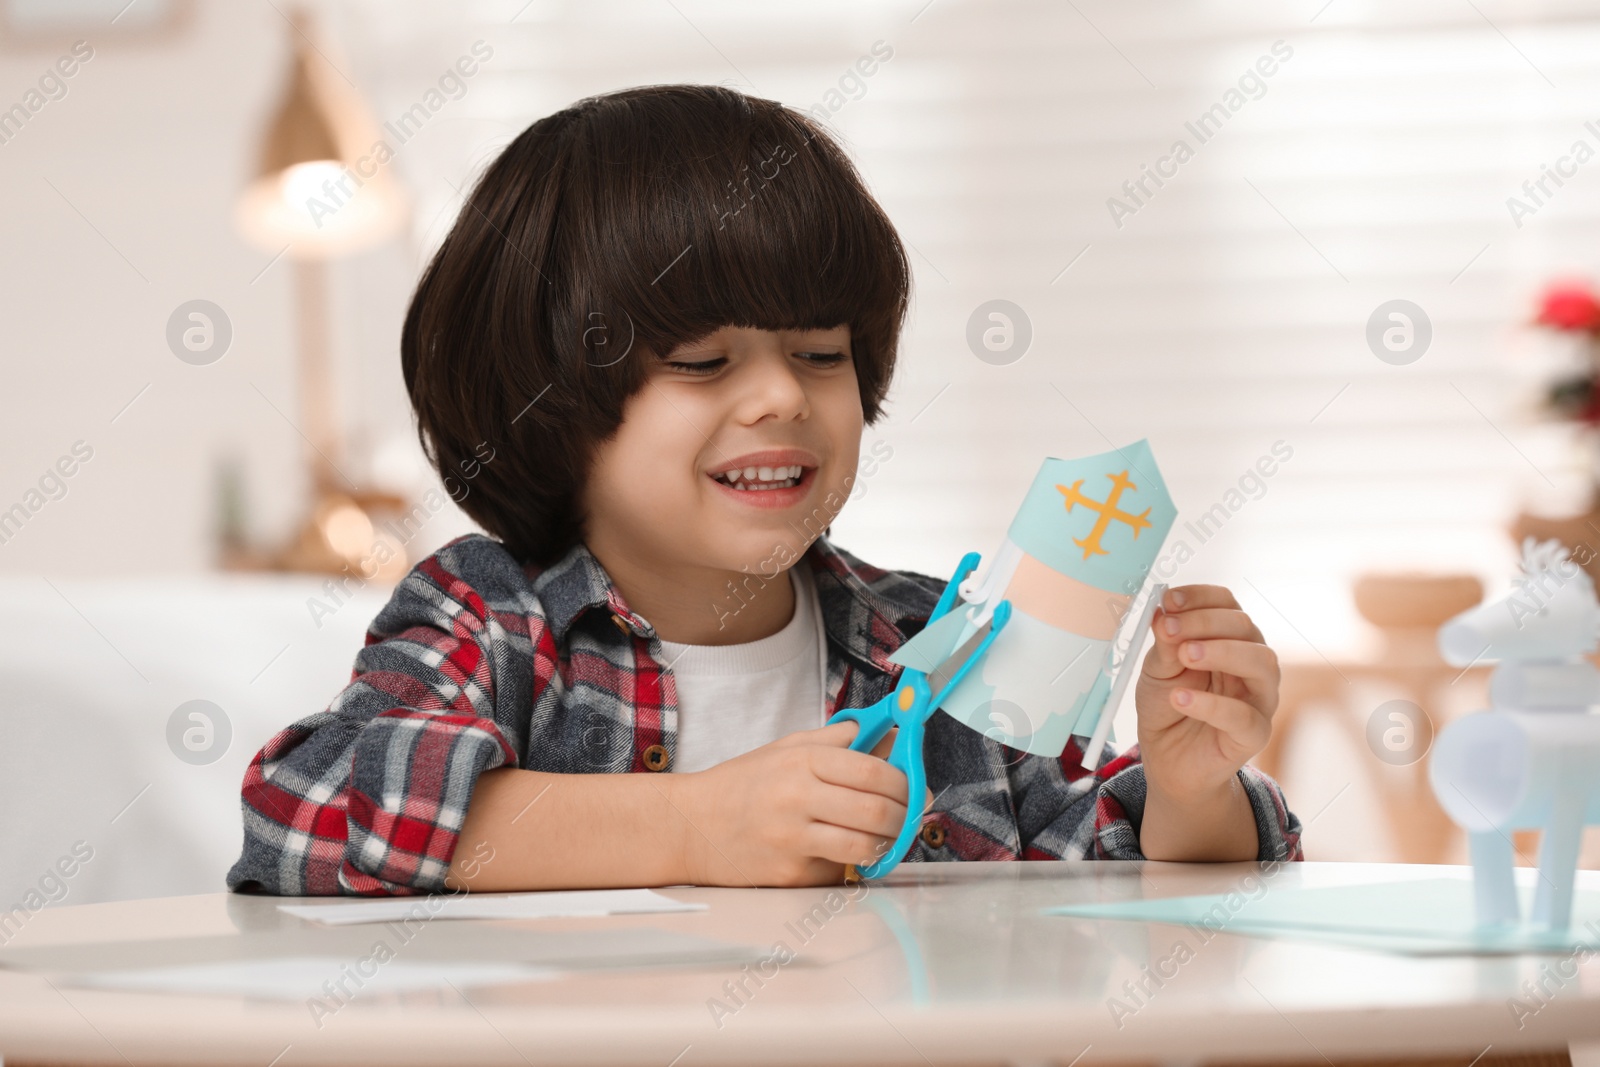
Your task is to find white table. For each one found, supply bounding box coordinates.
[1,861,1598,1067]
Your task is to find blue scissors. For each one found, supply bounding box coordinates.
[827,551,1012,878]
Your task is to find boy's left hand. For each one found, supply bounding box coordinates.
[1132,584,1279,801]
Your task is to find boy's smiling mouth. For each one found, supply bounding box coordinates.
[713,465,805,490]
[706,449,820,509]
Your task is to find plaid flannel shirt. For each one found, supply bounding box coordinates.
[227,533,1303,895]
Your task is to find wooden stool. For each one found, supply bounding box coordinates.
[1261,573,1484,863]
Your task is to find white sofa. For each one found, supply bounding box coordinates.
[0,575,392,909]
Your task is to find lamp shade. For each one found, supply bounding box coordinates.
[234,7,407,259]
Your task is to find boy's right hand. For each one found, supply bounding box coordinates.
[669,721,927,887]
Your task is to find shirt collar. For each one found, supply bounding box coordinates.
[525,536,938,669]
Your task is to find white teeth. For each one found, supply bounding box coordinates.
[712,463,807,490]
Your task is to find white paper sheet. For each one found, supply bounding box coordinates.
[279,888,706,926]
[72,956,558,999]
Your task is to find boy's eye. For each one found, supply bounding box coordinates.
[661,351,847,375]
[663,357,727,376]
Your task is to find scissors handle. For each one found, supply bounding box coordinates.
[857,722,929,879]
[830,697,894,754]
[822,551,994,880]
[851,604,1012,879]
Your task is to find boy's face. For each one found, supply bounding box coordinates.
[582,324,863,578]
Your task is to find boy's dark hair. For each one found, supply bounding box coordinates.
[401,83,912,567]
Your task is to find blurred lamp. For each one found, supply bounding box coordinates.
[234,7,408,259]
[232,6,409,579]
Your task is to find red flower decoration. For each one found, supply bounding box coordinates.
[1536,281,1600,332]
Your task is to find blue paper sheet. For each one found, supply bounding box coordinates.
[1045,877,1600,956]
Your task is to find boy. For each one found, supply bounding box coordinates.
[227,84,1301,896]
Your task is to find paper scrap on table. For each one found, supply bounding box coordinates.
[1045,877,1600,956]
[280,888,706,926]
[0,925,761,978]
[71,956,558,1000]
[891,438,1176,757]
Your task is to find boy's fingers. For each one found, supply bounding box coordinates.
[811,746,910,804]
[1169,688,1271,752]
[789,721,868,748]
[811,781,907,840]
[869,726,898,760]
[1175,639,1279,701]
[803,821,894,868]
[1156,606,1263,644]
[1143,609,1189,680]
[1165,584,1241,613]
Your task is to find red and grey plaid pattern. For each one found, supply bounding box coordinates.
[228,534,1303,895]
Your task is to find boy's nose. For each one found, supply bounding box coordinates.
[738,352,809,422]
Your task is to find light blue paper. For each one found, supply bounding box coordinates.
[892,604,1120,758]
[893,607,1118,756]
[1045,877,1600,956]
[1008,438,1177,596]
[890,608,970,675]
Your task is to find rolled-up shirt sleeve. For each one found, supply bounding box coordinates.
[1010,740,1304,863]
[227,545,539,896]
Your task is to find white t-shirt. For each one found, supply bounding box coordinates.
[659,564,829,774]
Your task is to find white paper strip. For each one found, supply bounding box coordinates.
[1081,583,1166,770]
[279,888,706,926]
[73,957,557,1000]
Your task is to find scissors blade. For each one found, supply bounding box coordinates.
[925,619,993,700]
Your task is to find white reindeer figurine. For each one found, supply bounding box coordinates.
[1430,536,1600,930]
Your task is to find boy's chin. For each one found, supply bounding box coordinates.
[701,529,817,574]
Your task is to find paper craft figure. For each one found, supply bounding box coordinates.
[886,438,1176,769]
[828,440,1177,877]
[1430,536,1600,930]
[829,441,1176,878]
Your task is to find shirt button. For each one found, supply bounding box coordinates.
[611,613,632,636]
[642,744,669,772]
[919,821,946,849]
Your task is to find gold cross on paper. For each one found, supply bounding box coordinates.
[1056,469,1152,560]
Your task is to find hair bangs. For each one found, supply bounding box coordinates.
[557,87,908,418]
